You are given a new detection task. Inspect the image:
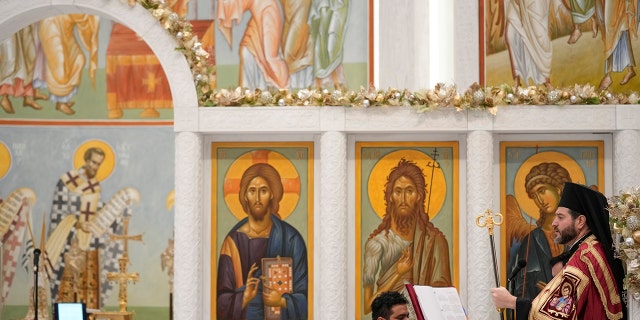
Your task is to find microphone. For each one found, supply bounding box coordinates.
[507,259,527,283]
[33,249,41,271]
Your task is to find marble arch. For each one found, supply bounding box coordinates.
[0,0,198,109]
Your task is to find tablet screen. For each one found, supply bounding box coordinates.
[54,302,86,320]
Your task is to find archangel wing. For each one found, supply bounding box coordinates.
[505,194,535,254]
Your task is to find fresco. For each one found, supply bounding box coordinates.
[0,126,175,319]
[210,142,314,320]
[0,0,213,120]
[0,5,191,318]
[355,142,459,320]
[482,0,640,92]
[0,0,369,121]
[212,0,370,89]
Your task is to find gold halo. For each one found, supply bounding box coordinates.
[368,149,445,220]
[514,151,585,219]
[223,150,300,220]
[166,189,175,211]
[73,140,116,182]
[0,141,11,180]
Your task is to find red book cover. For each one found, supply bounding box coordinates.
[403,282,425,320]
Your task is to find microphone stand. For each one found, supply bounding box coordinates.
[506,278,515,320]
[33,248,41,320]
[505,263,525,320]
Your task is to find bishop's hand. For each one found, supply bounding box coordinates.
[490,286,516,309]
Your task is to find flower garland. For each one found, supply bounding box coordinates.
[131,0,640,112]
[608,187,640,299]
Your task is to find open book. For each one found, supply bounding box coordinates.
[403,282,467,320]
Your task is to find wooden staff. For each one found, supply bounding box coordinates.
[476,208,505,319]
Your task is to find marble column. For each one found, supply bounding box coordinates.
[317,131,348,319]
[613,130,640,192]
[174,131,203,320]
[466,130,497,319]
[614,129,640,320]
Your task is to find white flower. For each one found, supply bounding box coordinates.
[195,48,209,58]
[297,89,311,100]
